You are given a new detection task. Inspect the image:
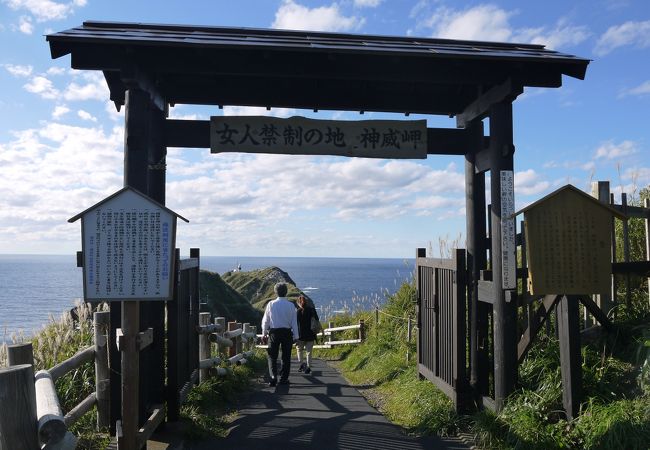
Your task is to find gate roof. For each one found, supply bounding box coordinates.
[47,21,589,116]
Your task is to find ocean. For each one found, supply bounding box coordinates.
[0,254,414,341]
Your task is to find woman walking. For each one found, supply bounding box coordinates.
[296,295,319,374]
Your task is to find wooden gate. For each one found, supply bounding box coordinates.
[416,248,469,411]
[166,248,200,421]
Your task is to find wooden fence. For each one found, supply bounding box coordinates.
[0,311,109,449]
[0,248,259,450]
[415,180,650,417]
[255,320,365,350]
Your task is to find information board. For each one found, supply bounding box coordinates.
[72,189,179,301]
[210,116,428,159]
[500,170,517,290]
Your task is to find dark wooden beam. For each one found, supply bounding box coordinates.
[456,79,523,128]
[612,261,650,276]
[164,119,473,155]
[579,296,613,330]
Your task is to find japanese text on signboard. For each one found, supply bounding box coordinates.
[210,116,428,159]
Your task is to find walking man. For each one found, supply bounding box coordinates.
[261,282,299,387]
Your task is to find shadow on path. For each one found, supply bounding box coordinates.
[186,358,468,450]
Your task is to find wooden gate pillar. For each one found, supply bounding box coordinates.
[488,101,518,410]
[464,119,489,400]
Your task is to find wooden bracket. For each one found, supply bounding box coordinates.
[116,328,154,352]
[137,405,164,447]
[456,78,523,128]
[517,294,560,362]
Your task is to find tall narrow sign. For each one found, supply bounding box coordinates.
[69,188,188,301]
[500,170,516,290]
[211,116,428,159]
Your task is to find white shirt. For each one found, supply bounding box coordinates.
[261,297,299,338]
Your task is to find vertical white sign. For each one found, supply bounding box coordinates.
[500,170,516,290]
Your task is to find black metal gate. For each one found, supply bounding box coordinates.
[416,248,469,411]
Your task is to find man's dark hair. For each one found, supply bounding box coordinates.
[274,282,288,297]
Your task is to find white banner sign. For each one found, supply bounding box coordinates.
[500,170,516,290]
[76,189,177,301]
[210,116,428,159]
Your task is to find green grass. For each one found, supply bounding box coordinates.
[317,280,650,449]
[179,351,267,440]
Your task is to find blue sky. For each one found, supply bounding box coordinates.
[0,0,648,258]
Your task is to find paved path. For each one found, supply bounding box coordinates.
[185,358,468,450]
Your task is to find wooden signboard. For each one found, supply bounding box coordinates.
[519,185,624,295]
[69,188,188,301]
[210,116,428,159]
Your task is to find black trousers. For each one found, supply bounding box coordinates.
[267,328,293,381]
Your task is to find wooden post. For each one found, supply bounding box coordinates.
[227,322,238,357]
[557,295,582,420]
[215,317,226,355]
[359,319,365,342]
[235,323,243,355]
[465,118,489,399]
[645,198,650,308]
[94,311,110,430]
[119,300,140,450]
[610,192,618,310]
[328,321,333,346]
[166,248,181,423]
[488,101,517,410]
[243,323,252,351]
[7,342,33,366]
[198,312,211,383]
[621,193,631,306]
[590,182,613,318]
[415,247,425,375]
[0,364,38,450]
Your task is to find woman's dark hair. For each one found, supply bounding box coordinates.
[297,295,306,309]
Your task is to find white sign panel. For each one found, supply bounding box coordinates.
[78,189,176,301]
[500,170,516,290]
[210,116,428,159]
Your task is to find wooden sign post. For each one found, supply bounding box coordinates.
[70,187,187,449]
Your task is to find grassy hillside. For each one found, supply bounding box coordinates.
[221,266,312,311]
[199,270,262,326]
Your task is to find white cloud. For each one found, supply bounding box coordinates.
[23,75,60,99]
[77,109,97,122]
[427,4,514,41]
[594,140,638,159]
[619,80,650,98]
[2,0,85,22]
[354,0,381,7]
[52,105,70,119]
[46,67,66,76]
[0,122,123,250]
[222,106,297,118]
[4,63,33,77]
[419,4,587,49]
[594,20,650,56]
[514,19,590,49]
[18,15,33,34]
[272,0,364,32]
[515,169,550,196]
[63,73,109,101]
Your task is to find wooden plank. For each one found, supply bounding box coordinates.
[166,119,474,156]
[477,280,494,304]
[0,364,38,450]
[622,193,632,305]
[557,295,582,420]
[137,406,164,447]
[198,312,211,383]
